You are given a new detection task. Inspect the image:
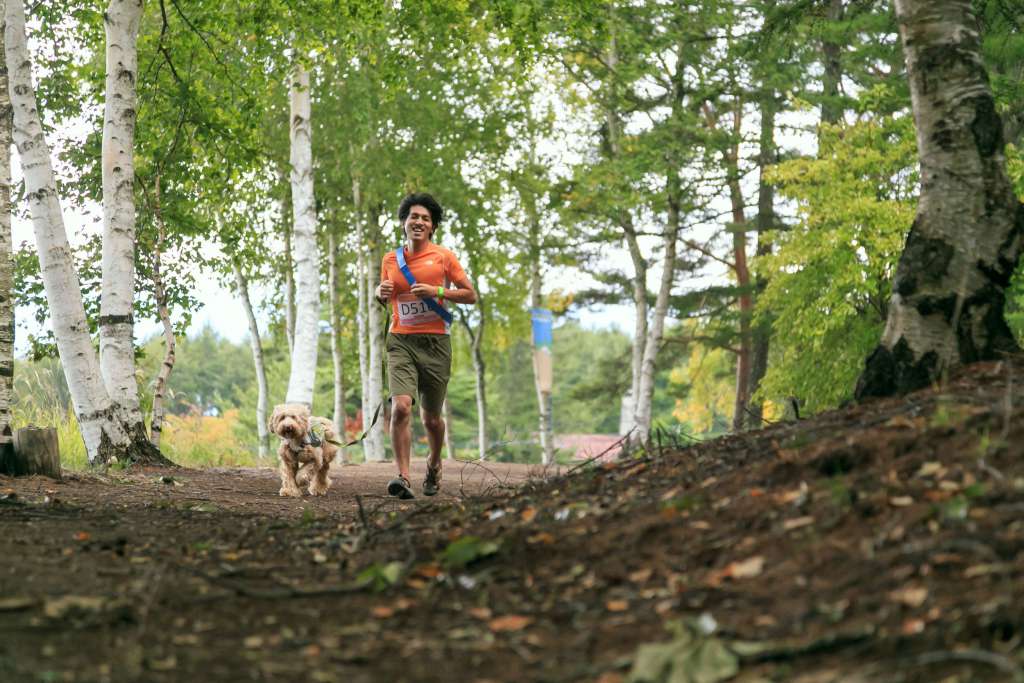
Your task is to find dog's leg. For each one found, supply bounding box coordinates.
[278,452,302,498]
[308,465,331,496]
[308,445,337,496]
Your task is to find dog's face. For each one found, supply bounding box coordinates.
[269,403,311,441]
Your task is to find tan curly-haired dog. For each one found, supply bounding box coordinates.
[269,403,340,497]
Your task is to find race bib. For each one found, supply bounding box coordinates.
[396,293,442,327]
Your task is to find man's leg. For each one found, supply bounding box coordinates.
[421,407,445,470]
[391,395,414,481]
[385,333,418,499]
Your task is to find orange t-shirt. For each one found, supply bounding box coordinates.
[380,243,468,335]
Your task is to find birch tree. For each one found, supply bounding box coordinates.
[0,18,11,444]
[856,0,1023,398]
[328,231,347,446]
[5,0,136,463]
[98,0,145,435]
[283,61,321,407]
[363,217,387,462]
[234,264,270,460]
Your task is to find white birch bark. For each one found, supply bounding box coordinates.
[148,180,174,448]
[364,235,386,462]
[283,221,296,356]
[284,62,320,407]
[633,179,681,443]
[328,230,347,463]
[0,20,12,443]
[356,241,370,437]
[857,0,1023,398]
[234,264,270,460]
[5,0,131,462]
[99,0,143,426]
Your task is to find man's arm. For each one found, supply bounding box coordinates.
[410,275,476,304]
[376,258,394,305]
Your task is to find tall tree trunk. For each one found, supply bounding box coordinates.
[5,0,132,463]
[234,265,270,461]
[633,173,681,443]
[283,220,296,356]
[284,62,320,407]
[99,0,144,432]
[352,179,370,441]
[0,20,12,445]
[856,0,1023,399]
[820,0,845,130]
[746,92,778,429]
[527,211,554,466]
[148,176,175,449]
[725,106,753,433]
[459,306,488,462]
[604,29,648,433]
[364,234,386,462]
[328,230,347,463]
[442,398,456,461]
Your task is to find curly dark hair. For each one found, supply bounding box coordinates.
[398,193,444,235]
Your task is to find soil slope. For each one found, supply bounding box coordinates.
[2,358,1023,683]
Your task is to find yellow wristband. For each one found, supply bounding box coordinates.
[437,286,445,300]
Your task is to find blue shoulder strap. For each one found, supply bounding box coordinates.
[394,247,453,325]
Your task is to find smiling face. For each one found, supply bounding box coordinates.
[403,204,434,246]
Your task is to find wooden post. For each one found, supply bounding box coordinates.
[1,427,61,479]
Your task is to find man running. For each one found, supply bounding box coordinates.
[375,193,476,499]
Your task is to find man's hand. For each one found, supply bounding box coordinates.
[410,283,439,299]
[377,280,395,301]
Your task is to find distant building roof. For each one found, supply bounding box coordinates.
[554,433,623,461]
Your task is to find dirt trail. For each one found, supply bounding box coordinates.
[2,358,1024,682]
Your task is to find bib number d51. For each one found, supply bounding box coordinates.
[397,294,441,327]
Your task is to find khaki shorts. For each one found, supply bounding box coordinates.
[386,333,452,415]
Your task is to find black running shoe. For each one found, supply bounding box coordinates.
[387,476,415,500]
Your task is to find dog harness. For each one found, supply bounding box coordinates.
[394,247,453,325]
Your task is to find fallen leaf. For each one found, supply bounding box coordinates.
[691,521,711,530]
[468,607,492,620]
[0,597,37,612]
[783,516,815,531]
[527,532,555,545]
[405,578,428,590]
[775,482,808,505]
[886,415,921,430]
[889,496,914,507]
[520,507,537,523]
[889,586,928,607]
[371,606,395,619]
[901,618,925,635]
[488,615,532,632]
[73,531,91,542]
[965,563,1012,578]
[413,563,442,579]
[916,462,944,477]
[606,600,629,612]
[243,636,263,648]
[748,487,765,497]
[728,556,765,579]
[629,568,653,584]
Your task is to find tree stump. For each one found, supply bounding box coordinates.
[0,427,61,479]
